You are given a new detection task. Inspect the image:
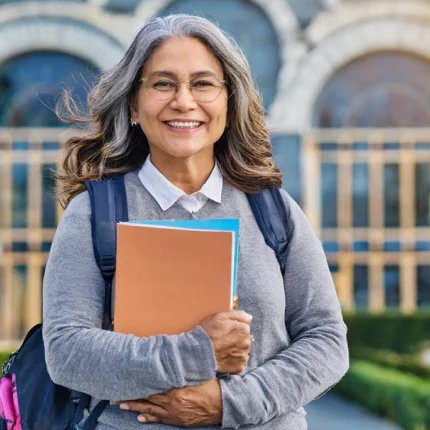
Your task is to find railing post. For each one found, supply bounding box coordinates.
[368,252,385,312]
[302,134,321,236]
[25,252,43,331]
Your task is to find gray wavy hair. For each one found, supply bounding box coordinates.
[57,14,282,207]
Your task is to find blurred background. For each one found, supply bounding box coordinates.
[0,0,429,429]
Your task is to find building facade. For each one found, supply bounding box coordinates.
[0,0,429,342]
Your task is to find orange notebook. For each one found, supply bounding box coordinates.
[114,222,236,337]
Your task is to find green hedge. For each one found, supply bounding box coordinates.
[335,360,430,430]
[0,352,11,376]
[350,347,430,380]
[344,312,430,354]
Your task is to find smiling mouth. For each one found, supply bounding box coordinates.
[164,121,204,129]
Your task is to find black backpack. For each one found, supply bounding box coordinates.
[0,174,291,430]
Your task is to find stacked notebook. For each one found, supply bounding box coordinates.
[114,219,239,337]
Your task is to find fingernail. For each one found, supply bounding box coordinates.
[120,403,129,410]
[138,415,147,422]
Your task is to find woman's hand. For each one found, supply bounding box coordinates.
[200,310,253,374]
[119,379,223,426]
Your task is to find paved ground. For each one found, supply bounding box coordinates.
[305,393,404,430]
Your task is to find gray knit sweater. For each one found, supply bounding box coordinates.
[42,170,349,430]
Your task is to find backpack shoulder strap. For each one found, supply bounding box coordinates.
[77,175,128,429]
[246,188,292,274]
[84,174,129,328]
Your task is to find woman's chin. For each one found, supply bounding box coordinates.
[163,144,211,160]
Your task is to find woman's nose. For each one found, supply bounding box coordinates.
[170,83,197,110]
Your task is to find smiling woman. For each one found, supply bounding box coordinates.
[42,13,349,430]
[128,37,228,183]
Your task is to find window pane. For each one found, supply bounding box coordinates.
[12,164,28,228]
[417,266,430,308]
[42,164,57,228]
[416,163,430,227]
[384,265,400,308]
[354,265,368,309]
[353,163,368,227]
[321,163,337,228]
[384,164,400,227]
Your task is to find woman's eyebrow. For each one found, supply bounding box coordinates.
[145,70,221,79]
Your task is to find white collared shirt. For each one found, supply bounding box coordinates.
[138,156,223,213]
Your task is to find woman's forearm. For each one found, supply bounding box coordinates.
[43,323,216,401]
[43,192,217,400]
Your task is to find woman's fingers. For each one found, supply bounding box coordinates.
[120,400,168,419]
[137,414,161,423]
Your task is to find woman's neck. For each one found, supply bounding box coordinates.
[149,152,215,195]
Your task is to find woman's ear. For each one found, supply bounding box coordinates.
[129,97,138,123]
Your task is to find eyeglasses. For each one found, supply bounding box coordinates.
[139,75,226,103]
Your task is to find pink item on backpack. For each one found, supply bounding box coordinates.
[0,374,22,430]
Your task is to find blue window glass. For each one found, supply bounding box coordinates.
[313,52,430,128]
[384,164,400,227]
[329,264,339,273]
[271,135,301,204]
[353,241,369,252]
[416,164,430,227]
[41,242,52,252]
[321,163,337,228]
[416,241,430,252]
[417,266,430,308]
[12,164,28,228]
[12,242,28,252]
[354,265,368,309]
[383,241,401,252]
[322,241,339,253]
[352,141,369,151]
[43,142,60,151]
[159,0,281,110]
[384,142,401,150]
[42,164,57,228]
[384,265,400,308]
[416,143,430,150]
[353,163,368,227]
[0,51,99,127]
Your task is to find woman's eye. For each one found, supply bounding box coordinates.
[193,80,214,87]
[154,81,175,88]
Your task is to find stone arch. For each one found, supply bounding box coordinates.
[134,0,305,124]
[0,2,127,70]
[274,17,430,133]
[307,1,430,45]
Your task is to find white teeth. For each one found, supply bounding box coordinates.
[166,121,201,128]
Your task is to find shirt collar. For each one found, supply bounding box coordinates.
[138,155,223,211]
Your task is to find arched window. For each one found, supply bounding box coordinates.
[158,0,281,110]
[0,51,100,127]
[1,51,100,234]
[314,52,430,309]
[313,52,430,128]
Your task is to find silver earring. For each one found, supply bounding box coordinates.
[131,119,138,127]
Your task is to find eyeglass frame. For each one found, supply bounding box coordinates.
[138,75,227,103]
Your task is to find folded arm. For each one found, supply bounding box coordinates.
[43,192,217,401]
[220,193,349,429]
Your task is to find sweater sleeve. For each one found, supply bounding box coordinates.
[42,191,217,401]
[220,192,349,429]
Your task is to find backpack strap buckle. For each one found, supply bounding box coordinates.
[100,255,116,279]
[2,350,18,376]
